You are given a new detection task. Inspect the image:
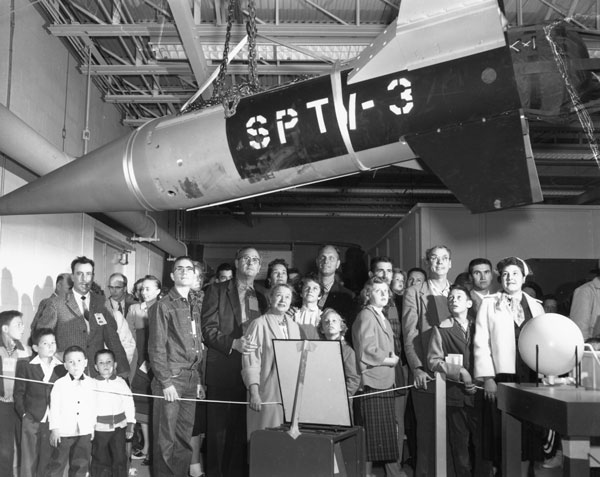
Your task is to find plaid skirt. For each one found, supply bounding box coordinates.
[354,386,398,462]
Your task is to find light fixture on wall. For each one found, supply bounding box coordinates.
[119,250,132,266]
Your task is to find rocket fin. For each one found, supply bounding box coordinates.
[348,0,508,84]
[392,159,423,171]
[405,110,543,213]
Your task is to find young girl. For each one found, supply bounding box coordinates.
[126,275,161,463]
[352,277,399,477]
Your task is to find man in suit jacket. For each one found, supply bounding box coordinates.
[402,245,453,477]
[30,273,72,333]
[35,256,129,378]
[106,272,137,368]
[316,244,355,324]
[107,272,137,317]
[201,247,268,477]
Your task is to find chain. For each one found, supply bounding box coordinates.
[246,0,259,92]
[186,0,261,117]
[213,0,236,100]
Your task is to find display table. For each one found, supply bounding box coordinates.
[249,426,365,477]
[497,383,600,476]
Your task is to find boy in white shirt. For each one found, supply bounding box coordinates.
[92,348,135,477]
[47,345,97,477]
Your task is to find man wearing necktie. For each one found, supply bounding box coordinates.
[107,273,136,318]
[107,273,137,371]
[201,247,268,477]
[35,257,129,379]
[315,245,355,339]
[403,245,453,477]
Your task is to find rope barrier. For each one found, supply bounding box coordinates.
[0,372,484,406]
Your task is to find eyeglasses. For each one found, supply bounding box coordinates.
[318,256,338,263]
[108,286,124,290]
[239,256,260,265]
[429,255,450,263]
[174,266,195,273]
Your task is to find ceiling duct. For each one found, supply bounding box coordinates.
[0,104,186,257]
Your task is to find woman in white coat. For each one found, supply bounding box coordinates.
[474,256,545,474]
[242,283,301,440]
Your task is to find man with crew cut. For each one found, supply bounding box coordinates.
[149,255,204,477]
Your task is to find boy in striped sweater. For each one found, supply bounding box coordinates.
[0,310,32,475]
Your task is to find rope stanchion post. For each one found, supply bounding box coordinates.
[435,372,447,477]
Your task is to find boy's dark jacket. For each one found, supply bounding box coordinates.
[14,355,67,421]
[428,317,477,407]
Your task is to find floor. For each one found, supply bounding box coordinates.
[127,457,566,476]
[128,457,151,476]
[370,461,564,476]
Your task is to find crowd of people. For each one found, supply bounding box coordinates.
[0,244,597,477]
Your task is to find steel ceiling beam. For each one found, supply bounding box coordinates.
[104,94,190,103]
[79,62,331,75]
[47,23,385,43]
[166,0,212,97]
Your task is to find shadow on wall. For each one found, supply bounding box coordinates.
[1,268,19,311]
[33,276,54,314]
[1,270,55,331]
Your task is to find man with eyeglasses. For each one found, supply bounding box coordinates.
[107,273,136,317]
[148,255,205,476]
[403,245,453,477]
[107,273,137,372]
[201,247,268,477]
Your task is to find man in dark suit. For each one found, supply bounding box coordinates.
[35,256,129,378]
[316,244,355,332]
[107,272,137,317]
[201,247,268,477]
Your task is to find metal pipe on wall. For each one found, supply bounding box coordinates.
[0,103,186,257]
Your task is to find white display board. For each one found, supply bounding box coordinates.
[273,339,352,427]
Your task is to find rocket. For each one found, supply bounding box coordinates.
[0,0,563,215]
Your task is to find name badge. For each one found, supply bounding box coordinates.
[248,296,259,312]
[95,313,107,326]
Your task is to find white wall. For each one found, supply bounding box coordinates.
[369,203,600,282]
[0,1,164,339]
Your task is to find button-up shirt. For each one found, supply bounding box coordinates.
[30,355,62,422]
[148,287,203,389]
[94,375,135,432]
[49,373,97,436]
[73,291,90,317]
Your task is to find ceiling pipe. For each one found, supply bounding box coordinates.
[287,186,583,197]
[231,210,405,218]
[0,104,186,257]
